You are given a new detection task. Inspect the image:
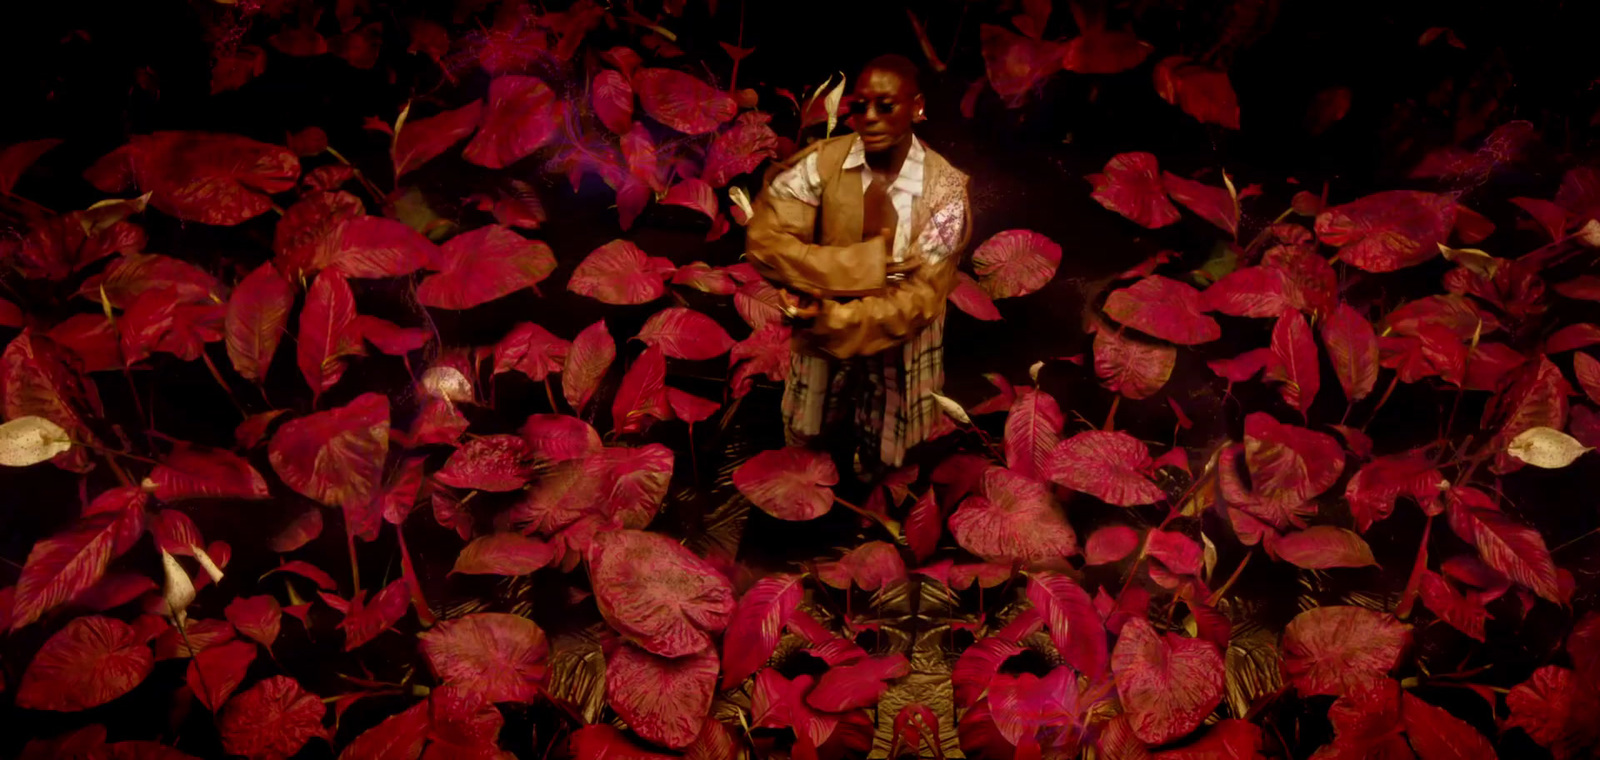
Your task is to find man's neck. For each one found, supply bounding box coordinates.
[864,135,913,177]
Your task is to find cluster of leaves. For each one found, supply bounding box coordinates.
[1,0,1598,759]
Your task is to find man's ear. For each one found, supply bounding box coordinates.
[913,93,927,121]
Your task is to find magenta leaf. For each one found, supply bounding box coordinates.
[1267,309,1320,415]
[562,320,615,412]
[1088,152,1180,228]
[733,447,839,521]
[268,393,389,509]
[816,541,907,591]
[587,530,734,658]
[569,240,671,305]
[1315,190,1457,272]
[1281,606,1408,697]
[436,434,535,492]
[633,68,736,135]
[721,574,804,689]
[418,225,555,310]
[216,676,329,759]
[605,643,718,749]
[452,533,557,576]
[1271,526,1376,569]
[1111,617,1224,744]
[462,75,563,169]
[637,307,733,360]
[1003,387,1063,480]
[805,654,911,713]
[948,466,1077,563]
[15,615,154,711]
[419,612,548,703]
[1029,572,1107,679]
[1047,430,1164,506]
[1103,276,1221,344]
[971,230,1062,299]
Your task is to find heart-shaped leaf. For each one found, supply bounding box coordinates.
[1046,430,1163,506]
[419,612,548,703]
[15,615,154,711]
[733,447,839,521]
[1111,617,1224,744]
[587,530,734,658]
[971,230,1062,299]
[268,393,389,509]
[604,643,718,749]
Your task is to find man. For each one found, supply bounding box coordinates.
[745,54,971,474]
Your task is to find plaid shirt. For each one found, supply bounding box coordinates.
[772,136,969,467]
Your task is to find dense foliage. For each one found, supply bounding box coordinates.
[2,0,1599,758]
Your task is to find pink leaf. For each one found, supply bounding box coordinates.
[1344,448,1445,531]
[338,700,429,760]
[493,322,570,381]
[662,178,717,220]
[1315,190,1457,272]
[1104,276,1221,344]
[1505,666,1599,757]
[1280,606,1408,697]
[1546,323,1600,354]
[354,316,429,355]
[296,270,362,399]
[904,491,943,563]
[611,346,670,433]
[1088,153,1180,228]
[11,488,147,630]
[1003,387,1063,480]
[562,320,615,411]
[605,643,718,749]
[637,308,733,360]
[1200,266,1295,318]
[419,612,548,703]
[1401,693,1497,760]
[1162,172,1237,235]
[1029,572,1108,678]
[268,393,389,509]
[971,230,1062,299]
[816,541,907,591]
[1094,326,1175,399]
[1320,303,1380,403]
[633,68,736,134]
[666,389,721,424]
[462,75,563,169]
[671,262,738,295]
[1085,525,1142,565]
[721,574,804,689]
[568,240,670,305]
[418,225,555,309]
[949,272,1003,320]
[85,132,300,225]
[733,447,840,521]
[339,578,411,650]
[225,263,294,382]
[978,25,1066,105]
[588,530,734,658]
[15,615,154,711]
[1271,526,1376,569]
[702,112,779,187]
[148,445,270,501]
[948,467,1077,563]
[805,654,911,713]
[1268,310,1320,415]
[1047,430,1164,506]
[519,414,602,463]
[436,435,535,492]
[1111,617,1224,745]
[1221,413,1344,529]
[187,640,256,712]
[1417,571,1489,641]
[225,595,282,648]
[1153,57,1240,129]
[328,217,434,279]
[217,676,329,759]
[1445,488,1559,603]
[453,533,557,576]
[592,70,634,135]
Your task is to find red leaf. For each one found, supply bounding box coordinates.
[519,414,602,463]
[327,217,435,279]
[948,466,1077,563]
[273,191,364,278]
[1575,353,1600,404]
[587,530,734,658]
[188,640,256,712]
[637,308,733,360]
[1315,191,1457,272]
[1417,571,1488,641]
[392,101,482,177]
[1281,606,1408,696]
[559,320,616,411]
[1157,720,1262,760]
[1047,430,1163,506]
[949,272,1003,321]
[972,230,1062,299]
[979,25,1066,105]
[1085,525,1141,565]
[730,323,790,397]
[605,643,718,749]
[11,488,146,629]
[0,138,62,195]
[904,491,943,563]
[1319,303,1380,403]
[1546,323,1600,353]
[70,572,156,612]
[47,314,120,372]
[1004,388,1063,480]
[296,270,361,399]
[1553,275,1600,302]
[1445,488,1559,602]
[806,654,911,713]
[1344,448,1445,531]
[592,70,635,135]
[493,323,570,380]
[611,346,669,433]
[1268,310,1320,415]
[1111,617,1223,744]
[569,240,671,305]
[339,578,410,650]
[1094,326,1175,399]
[263,560,338,591]
[153,618,236,660]
[1162,172,1237,235]
[1,331,104,472]
[419,612,548,703]
[148,445,270,501]
[16,615,154,711]
[85,132,300,225]
[1506,666,1600,757]
[1489,356,1571,474]
[671,262,737,295]
[1222,413,1344,529]
[663,178,717,220]
[218,675,329,759]
[462,76,563,169]
[1104,276,1221,344]
[1029,572,1107,678]
[1510,197,1569,242]
[733,447,840,521]
[379,458,426,525]
[1200,266,1295,318]
[417,225,555,309]
[569,725,676,760]
[452,533,557,575]
[354,316,428,356]
[81,252,225,310]
[633,68,736,135]
[268,393,389,509]
[225,263,294,382]
[721,574,804,689]
[703,112,780,187]
[510,445,672,538]
[1271,526,1375,569]
[1153,56,1240,129]
[1063,29,1153,74]
[1400,693,1496,760]
[666,389,721,424]
[338,700,429,760]
[817,541,907,591]
[226,595,282,649]
[436,435,535,492]
[1088,152,1180,228]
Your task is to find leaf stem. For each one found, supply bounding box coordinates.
[346,519,362,594]
[394,523,435,625]
[1396,515,1432,619]
[200,349,247,417]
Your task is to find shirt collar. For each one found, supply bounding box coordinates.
[843,135,926,197]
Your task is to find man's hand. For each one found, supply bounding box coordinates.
[777,289,821,320]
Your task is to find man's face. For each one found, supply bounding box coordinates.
[847,68,920,154]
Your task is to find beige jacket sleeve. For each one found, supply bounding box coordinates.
[743,148,888,298]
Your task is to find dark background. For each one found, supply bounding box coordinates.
[3,0,1600,757]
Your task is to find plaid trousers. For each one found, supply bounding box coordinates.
[781,317,945,468]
